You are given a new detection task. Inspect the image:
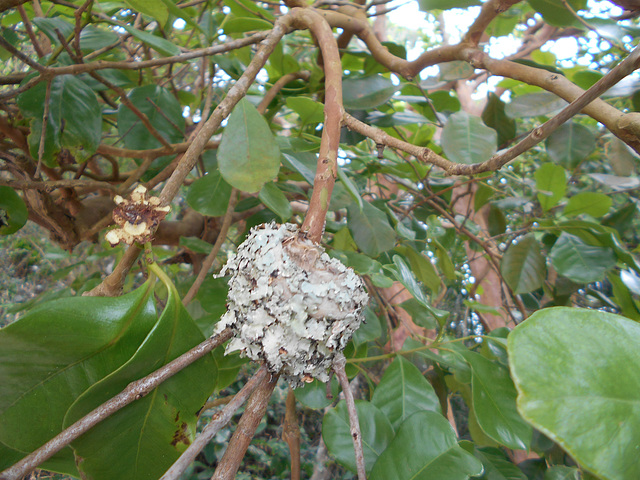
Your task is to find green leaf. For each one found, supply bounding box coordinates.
[482,93,516,146]
[399,298,437,329]
[432,238,456,281]
[545,122,596,168]
[179,236,214,254]
[549,232,616,284]
[562,192,612,218]
[371,356,441,430]
[337,165,364,211]
[509,307,640,480]
[505,92,568,118]
[294,378,339,409]
[222,16,273,34]
[347,201,396,256]
[369,411,484,480]
[64,274,217,480]
[395,245,441,294]
[418,0,481,10]
[441,111,497,165]
[118,23,181,56]
[218,98,281,193]
[0,282,157,473]
[535,163,566,211]
[528,0,587,27]
[343,75,398,110]
[544,466,581,480]
[460,351,532,450]
[186,170,233,217]
[0,186,28,235]
[259,182,292,221]
[472,446,527,480]
[323,400,394,474]
[281,152,316,185]
[390,256,449,323]
[439,61,474,81]
[125,0,169,25]
[286,96,325,125]
[500,234,546,294]
[18,75,102,166]
[117,85,185,151]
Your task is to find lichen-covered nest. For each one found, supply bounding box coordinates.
[215,222,368,388]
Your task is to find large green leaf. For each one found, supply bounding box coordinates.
[286,96,325,125]
[418,0,481,10]
[64,274,217,480]
[117,85,185,151]
[441,111,497,165]
[18,75,102,166]
[218,98,281,193]
[0,186,28,235]
[549,232,616,284]
[562,192,612,218]
[505,92,568,118]
[472,446,527,480]
[371,356,440,430]
[528,0,587,27]
[460,351,532,450]
[369,411,484,480]
[482,93,516,147]
[509,307,640,480]
[125,0,169,25]
[342,74,398,110]
[323,400,394,474]
[186,170,233,217]
[395,245,441,294]
[259,182,292,221]
[0,282,156,473]
[545,122,596,168]
[500,234,546,294]
[535,163,566,211]
[118,24,181,56]
[347,201,396,256]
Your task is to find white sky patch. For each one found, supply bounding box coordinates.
[173,18,186,30]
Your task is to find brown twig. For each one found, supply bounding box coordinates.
[257,71,311,113]
[17,4,45,57]
[0,328,234,480]
[333,353,366,480]
[211,372,279,480]
[34,79,52,179]
[159,366,269,480]
[282,387,301,480]
[0,178,118,192]
[83,244,142,297]
[183,188,239,305]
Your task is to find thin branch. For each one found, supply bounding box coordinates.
[183,188,239,305]
[159,366,269,480]
[83,244,142,297]
[333,354,366,480]
[0,178,118,192]
[35,79,52,179]
[17,4,45,57]
[211,373,279,480]
[282,387,301,480]
[0,328,234,480]
[256,71,311,113]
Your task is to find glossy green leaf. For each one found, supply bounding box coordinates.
[418,0,481,10]
[369,411,484,480]
[535,163,566,211]
[259,182,291,221]
[509,307,640,480]
[472,446,527,480]
[18,75,102,166]
[528,0,587,27]
[372,356,440,430]
[544,466,581,480]
[281,152,316,185]
[286,96,325,125]
[0,282,156,473]
[223,16,273,34]
[343,75,398,110]
[117,85,185,151]
[563,192,612,218]
[505,92,568,118]
[441,111,497,165]
[549,233,616,284]
[545,122,596,168]
[500,234,546,294]
[347,201,396,256]
[395,245,441,294]
[118,23,181,56]
[323,400,394,473]
[399,298,437,329]
[294,377,339,410]
[186,170,233,217]
[352,307,383,345]
[461,351,532,450]
[482,93,516,146]
[125,0,169,25]
[0,186,28,235]
[218,98,281,193]
[337,165,364,211]
[64,274,217,480]
[179,236,213,254]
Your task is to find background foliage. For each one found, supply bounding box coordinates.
[1,0,640,479]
